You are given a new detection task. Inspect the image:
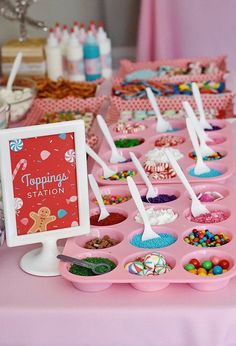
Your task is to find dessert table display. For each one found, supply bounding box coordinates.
[0,52,236,346]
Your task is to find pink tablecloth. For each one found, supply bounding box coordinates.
[1,122,236,346]
[2,242,236,346]
[137,0,236,70]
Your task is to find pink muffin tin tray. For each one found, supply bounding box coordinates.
[91,118,234,185]
[60,182,236,292]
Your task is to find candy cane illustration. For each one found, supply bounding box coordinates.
[12,159,27,181]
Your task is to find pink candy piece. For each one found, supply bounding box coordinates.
[206,137,225,145]
[115,122,146,134]
[187,210,228,224]
[155,135,185,147]
[198,194,215,202]
[211,256,220,266]
[198,191,224,203]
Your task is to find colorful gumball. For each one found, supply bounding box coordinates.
[197,268,207,275]
[198,271,207,276]
[212,265,223,275]
[211,256,220,266]
[218,259,230,270]
[188,269,197,274]
[184,263,195,271]
[202,260,213,271]
[189,258,201,269]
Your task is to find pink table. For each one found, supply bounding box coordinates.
[2,243,236,346]
[1,122,236,346]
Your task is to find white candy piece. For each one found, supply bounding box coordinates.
[145,147,183,163]
[0,87,33,122]
[135,207,178,225]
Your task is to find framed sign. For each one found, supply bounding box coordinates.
[0,120,90,276]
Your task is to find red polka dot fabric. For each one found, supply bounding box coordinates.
[9,96,109,149]
[117,56,226,84]
[111,93,234,114]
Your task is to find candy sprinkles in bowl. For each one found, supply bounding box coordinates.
[59,119,236,292]
[91,118,234,186]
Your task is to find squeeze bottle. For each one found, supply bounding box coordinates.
[60,25,70,79]
[66,28,85,81]
[45,28,63,81]
[83,30,101,81]
[97,25,112,79]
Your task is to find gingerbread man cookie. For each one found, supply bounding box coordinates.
[28,207,56,233]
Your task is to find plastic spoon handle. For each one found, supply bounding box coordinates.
[186,118,210,174]
[146,87,162,118]
[130,152,157,197]
[165,148,199,203]
[97,114,117,152]
[88,174,110,221]
[6,52,23,92]
[192,82,212,130]
[183,101,213,143]
[165,148,209,217]
[184,105,215,156]
[57,254,95,268]
[146,87,172,132]
[127,176,159,240]
[97,114,126,163]
[86,144,116,179]
[57,255,111,274]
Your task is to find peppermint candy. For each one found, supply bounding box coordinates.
[10,139,23,152]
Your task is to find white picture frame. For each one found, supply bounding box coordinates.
[0,120,90,276]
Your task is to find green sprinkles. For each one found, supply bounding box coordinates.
[115,138,143,148]
[69,257,116,276]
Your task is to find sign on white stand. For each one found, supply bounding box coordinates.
[0,121,90,276]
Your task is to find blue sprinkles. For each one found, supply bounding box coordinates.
[166,127,179,133]
[188,168,222,178]
[130,233,177,249]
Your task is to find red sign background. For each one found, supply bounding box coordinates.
[10,132,79,236]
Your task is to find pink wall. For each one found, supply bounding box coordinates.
[137,0,236,70]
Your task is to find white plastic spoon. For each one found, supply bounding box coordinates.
[146,87,173,133]
[183,101,213,143]
[86,144,116,179]
[129,151,158,200]
[192,82,213,130]
[183,101,215,156]
[97,114,126,164]
[1,52,23,99]
[165,148,209,217]
[186,118,211,175]
[127,176,160,241]
[88,174,110,221]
